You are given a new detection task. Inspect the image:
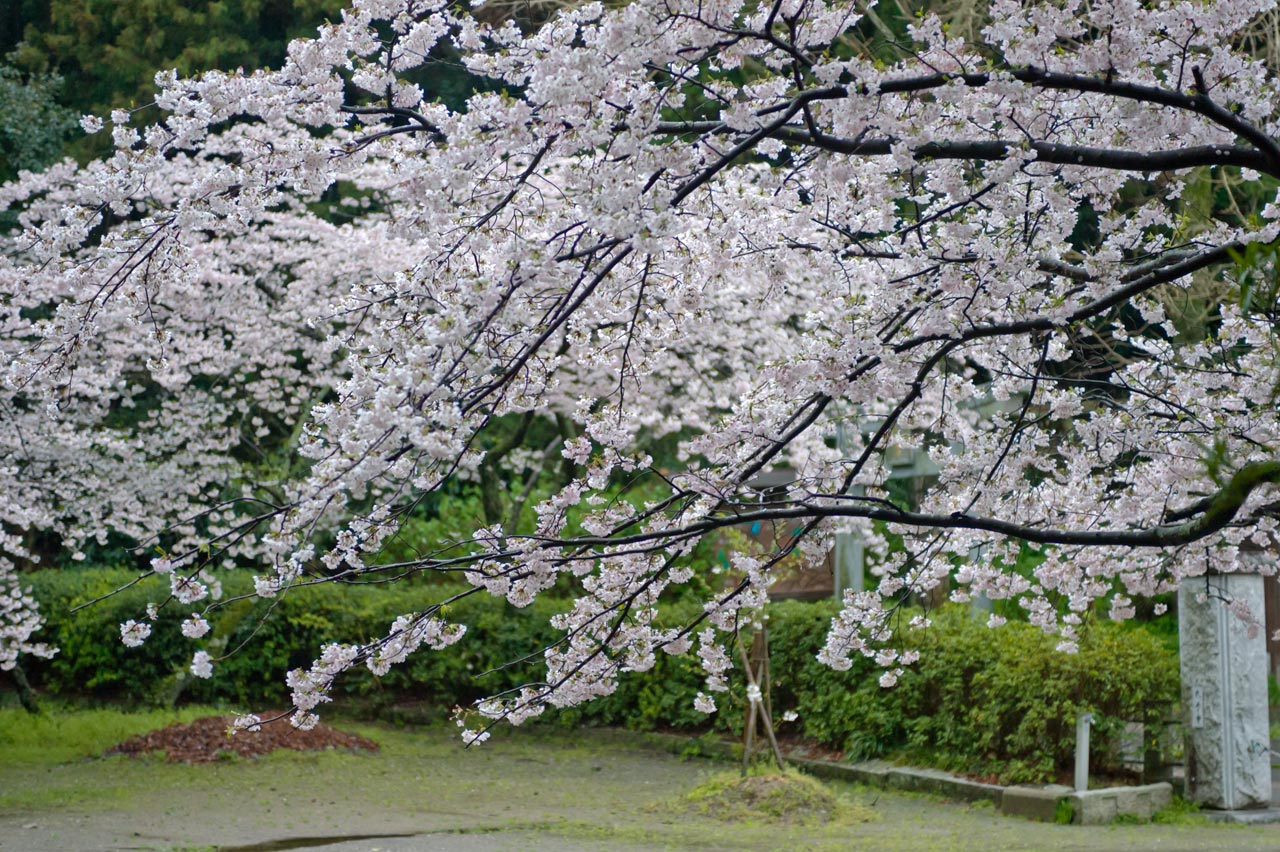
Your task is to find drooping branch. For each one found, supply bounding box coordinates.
[544,460,1280,553]
[659,63,1280,174]
[12,0,1280,733]
[773,134,1272,176]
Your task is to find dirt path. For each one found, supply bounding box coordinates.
[3,722,1279,852]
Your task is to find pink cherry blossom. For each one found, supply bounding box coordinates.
[4,0,1280,733]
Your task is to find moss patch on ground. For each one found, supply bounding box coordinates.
[0,704,227,765]
[3,708,1277,852]
[659,768,876,826]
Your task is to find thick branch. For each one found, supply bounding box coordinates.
[555,461,1280,552]
[655,64,1280,178]
[771,133,1272,175]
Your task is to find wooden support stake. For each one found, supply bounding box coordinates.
[738,630,785,770]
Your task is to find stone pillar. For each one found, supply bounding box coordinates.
[832,528,864,599]
[1178,573,1272,810]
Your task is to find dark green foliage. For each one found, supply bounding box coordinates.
[5,0,498,166]
[20,569,1177,783]
[0,64,77,181]
[7,0,348,119]
[22,568,195,703]
[21,567,710,724]
[25,568,534,706]
[767,601,1180,783]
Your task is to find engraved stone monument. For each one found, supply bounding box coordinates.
[1178,573,1272,810]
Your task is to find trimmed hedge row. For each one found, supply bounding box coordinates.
[765,603,1180,782]
[18,569,1179,782]
[19,569,711,728]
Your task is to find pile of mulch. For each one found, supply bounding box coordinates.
[107,712,379,763]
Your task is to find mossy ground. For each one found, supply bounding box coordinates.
[0,703,226,766]
[659,768,875,826]
[1,707,1276,852]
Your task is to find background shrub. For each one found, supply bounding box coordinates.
[18,569,1179,782]
[767,600,1179,782]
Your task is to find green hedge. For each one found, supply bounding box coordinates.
[18,569,1178,782]
[766,600,1180,782]
[19,568,710,727]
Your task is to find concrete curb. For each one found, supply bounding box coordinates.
[1202,807,1280,825]
[999,785,1071,822]
[641,731,1184,824]
[886,766,1006,803]
[1064,783,1173,824]
[788,756,893,787]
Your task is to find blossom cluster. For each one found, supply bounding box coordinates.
[4,0,1280,733]
[0,557,55,671]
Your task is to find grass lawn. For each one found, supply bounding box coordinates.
[1,706,1277,852]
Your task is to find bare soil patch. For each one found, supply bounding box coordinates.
[106,712,378,763]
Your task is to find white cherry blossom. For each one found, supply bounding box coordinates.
[4,0,1280,733]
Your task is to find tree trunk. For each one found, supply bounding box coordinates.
[8,662,41,715]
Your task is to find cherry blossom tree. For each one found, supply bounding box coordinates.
[5,0,1280,736]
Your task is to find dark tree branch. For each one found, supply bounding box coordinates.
[771,134,1272,175]
[554,460,1280,551]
